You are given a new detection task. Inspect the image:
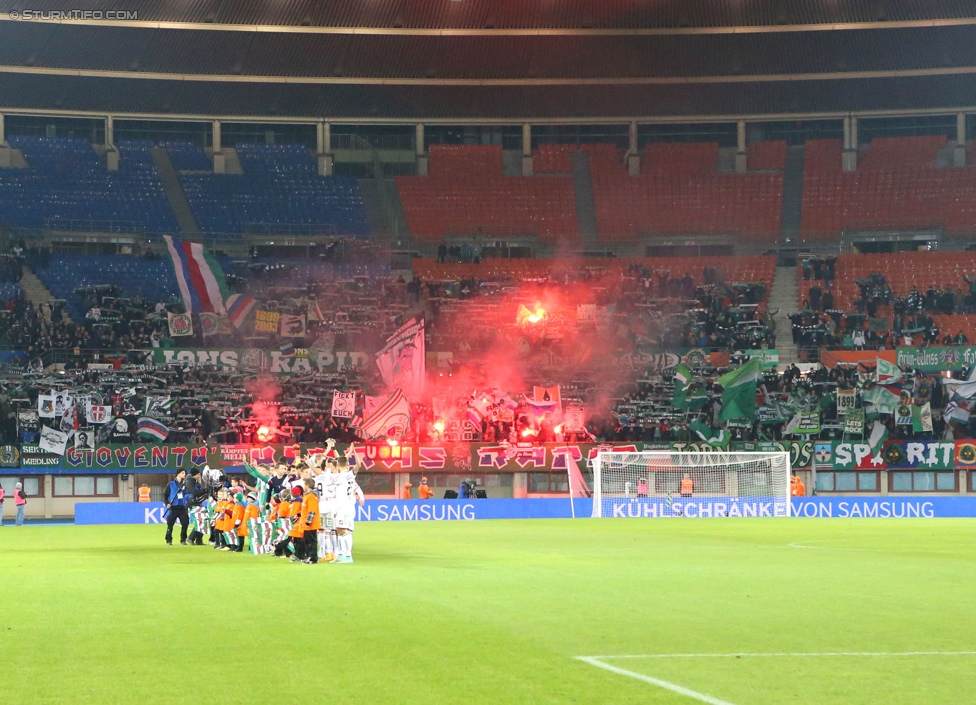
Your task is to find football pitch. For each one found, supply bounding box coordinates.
[3,519,975,704]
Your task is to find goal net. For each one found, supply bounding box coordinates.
[590,451,791,518]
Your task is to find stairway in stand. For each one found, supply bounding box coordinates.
[768,265,799,369]
[21,266,68,323]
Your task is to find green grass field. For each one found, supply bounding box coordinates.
[3,519,976,704]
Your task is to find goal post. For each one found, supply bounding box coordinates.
[590,451,791,518]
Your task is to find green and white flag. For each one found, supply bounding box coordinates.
[912,403,933,433]
[689,420,729,446]
[868,420,889,461]
[861,385,900,414]
[876,358,903,384]
[671,364,692,409]
[785,410,820,436]
[717,357,762,422]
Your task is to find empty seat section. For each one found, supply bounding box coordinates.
[533,144,576,173]
[801,135,976,242]
[0,136,179,232]
[159,141,212,171]
[586,142,782,242]
[642,142,718,176]
[178,143,369,236]
[397,145,578,242]
[747,140,787,171]
[428,145,503,178]
[396,176,578,242]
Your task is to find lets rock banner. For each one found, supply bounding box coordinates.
[149,348,370,375]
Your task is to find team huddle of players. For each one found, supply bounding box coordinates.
[188,453,364,564]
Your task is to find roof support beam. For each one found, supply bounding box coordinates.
[956,112,968,167]
[0,113,9,168]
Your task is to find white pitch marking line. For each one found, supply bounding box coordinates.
[583,651,976,659]
[787,542,866,551]
[575,656,738,705]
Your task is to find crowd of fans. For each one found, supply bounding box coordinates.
[1,243,967,449]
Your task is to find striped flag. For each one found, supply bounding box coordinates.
[163,235,229,315]
[279,340,296,357]
[189,506,211,535]
[225,293,257,329]
[248,520,276,554]
[137,417,169,442]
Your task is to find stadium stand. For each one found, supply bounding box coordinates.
[396,145,579,242]
[801,135,976,241]
[587,143,783,242]
[35,254,180,322]
[158,141,212,172]
[0,137,179,233]
[179,144,369,236]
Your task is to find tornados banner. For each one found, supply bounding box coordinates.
[163,235,229,315]
[376,316,425,397]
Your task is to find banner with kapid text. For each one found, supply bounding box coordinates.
[149,348,370,375]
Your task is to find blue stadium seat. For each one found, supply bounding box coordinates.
[0,137,179,233]
[179,143,369,237]
[35,254,179,321]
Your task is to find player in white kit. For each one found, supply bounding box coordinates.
[332,455,364,563]
[314,458,341,561]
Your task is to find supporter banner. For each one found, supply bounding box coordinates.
[895,346,976,372]
[19,443,60,469]
[149,348,370,374]
[8,443,212,473]
[0,445,20,468]
[734,440,815,471]
[821,350,896,369]
[167,312,193,337]
[813,440,970,470]
[76,496,976,524]
[611,348,731,371]
[836,389,856,416]
[217,440,809,474]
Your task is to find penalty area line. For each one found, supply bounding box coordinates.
[575,656,737,705]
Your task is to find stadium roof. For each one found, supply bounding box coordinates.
[1,1,975,122]
[0,0,973,31]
